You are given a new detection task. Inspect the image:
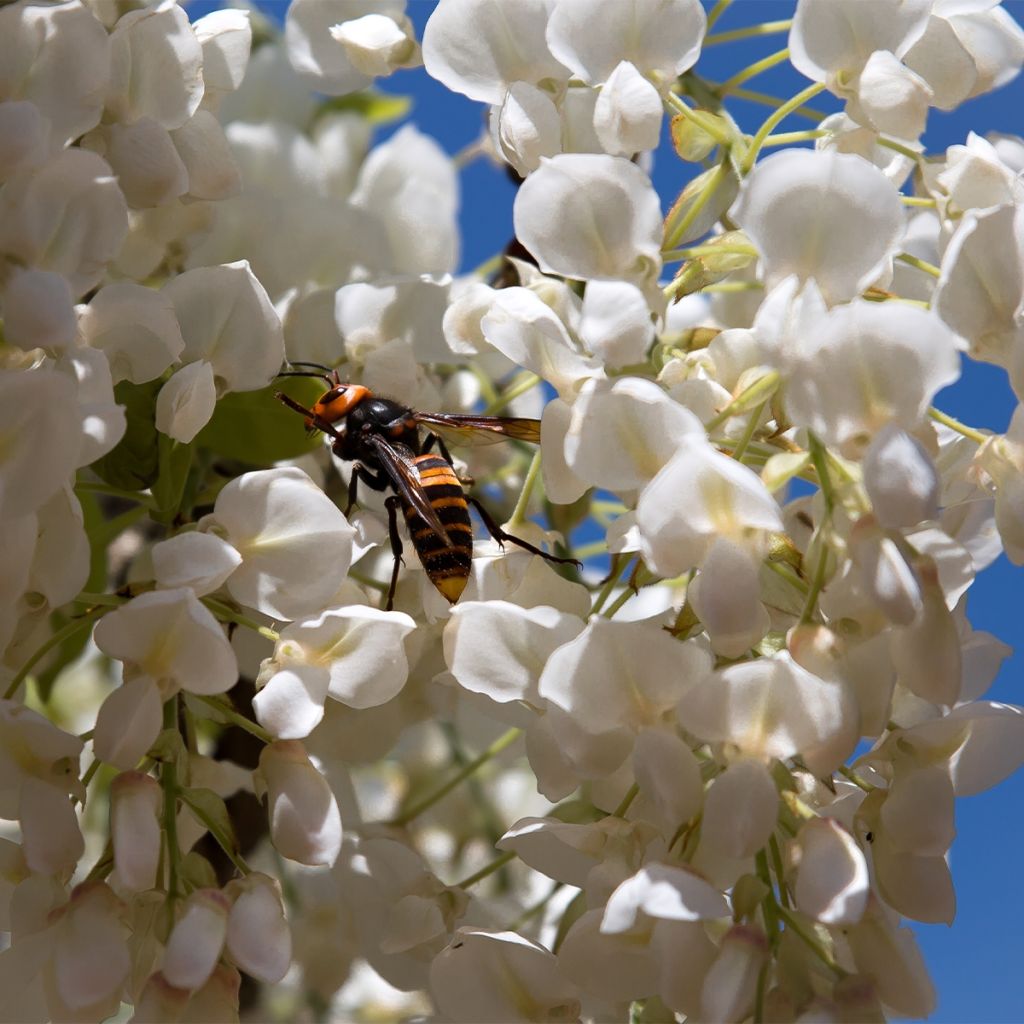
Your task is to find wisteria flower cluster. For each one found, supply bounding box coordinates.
[2,0,1024,1020]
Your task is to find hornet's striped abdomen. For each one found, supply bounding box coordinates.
[404,454,473,602]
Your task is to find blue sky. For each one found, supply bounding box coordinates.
[210,2,1024,1018]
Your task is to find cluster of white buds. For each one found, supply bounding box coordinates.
[2,0,1024,1020]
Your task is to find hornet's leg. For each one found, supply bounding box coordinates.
[346,464,389,518]
[467,497,582,568]
[384,495,405,611]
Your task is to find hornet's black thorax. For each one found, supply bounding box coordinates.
[333,396,421,468]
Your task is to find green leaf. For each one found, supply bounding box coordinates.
[315,89,412,126]
[92,379,162,491]
[196,378,325,465]
[180,786,241,858]
[181,850,218,891]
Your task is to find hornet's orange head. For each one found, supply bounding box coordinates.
[308,383,371,430]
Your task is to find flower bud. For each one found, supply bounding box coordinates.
[863,425,940,529]
[225,873,291,983]
[162,888,230,991]
[110,772,161,893]
[257,741,343,867]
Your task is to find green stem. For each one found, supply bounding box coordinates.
[877,136,923,162]
[928,406,988,445]
[718,48,791,96]
[768,835,791,909]
[4,606,107,700]
[741,82,827,174]
[799,435,834,625]
[662,242,759,262]
[390,727,523,827]
[75,480,157,508]
[194,695,273,744]
[901,195,936,208]
[712,83,827,122]
[348,570,389,594]
[704,18,792,45]
[705,371,780,431]
[509,450,542,526]
[484,373,541,414]
[761,129,826,147]
[509,881,564,931]
[896,252,941,278]
[162,697,182,920]
[776,904,843,976]
[731,399,769,463]
[612,782,639,819]
[201,597,280,643]
[837,764,875,793]
[704,0,732,31]
[591,555,635,616]
[457,850,517,889]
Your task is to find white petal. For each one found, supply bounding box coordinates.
[0,1,111,147]
[546,0,705,83]
[331,14,416,78]
[422,0,568,104]
[20,777,84,876]
[593,61,663,156]
[514,154,662,286]
[162,261,284,392]
[880,766,955,856]
[578,281,655,369]
[285,0,401,96]
[565,377,703,491]
[700,759,778,860]
[481,288,602,400]
[687,538,771,659]
[793,818,869,925]
[540,398,590,505]
[155,360,218,444]
[211,467,355,621]
[863,425,940,528]
[351,124,459,275]
[87,117,188,209]
[495,82,562,176]
[1,269,76,352]
[0,100,49,181]
[0,149,128,298]
[259,740,343,867]
[679,653,856,763]
[107,1,204,129]
[444,601,584,706]
[602,864,729,933]
[632,728,703,836]
[636,440,784,577]
[78,282,185,385]
[152,531,242,596]
[224,873,291,984]
[429,928,580,1024]
[934,204,1024,367]
[853,50,932,139]
[170,110,242,202]
[789,0,931,84]
[253,664,330,740]
[110,772,161,892]
[53,883,129,1011]
[162,888,230,991]
[93,677,164,771]
[699,925,768,1024]
[93,588,238,696]
[193,9,252,107]
[731,150,904,304]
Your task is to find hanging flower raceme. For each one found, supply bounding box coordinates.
[3,0,1024,1020]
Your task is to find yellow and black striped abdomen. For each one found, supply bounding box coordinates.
[404,454,473,603]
